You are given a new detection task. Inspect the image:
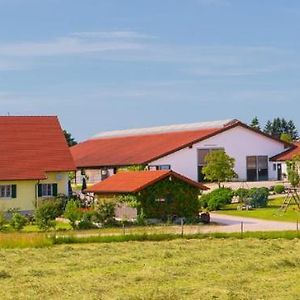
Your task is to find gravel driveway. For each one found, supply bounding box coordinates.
[202,213,298,233]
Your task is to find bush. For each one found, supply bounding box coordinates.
[35,199,64,230]
[0,211,7,231]
[78,211,97,230]
[199,188,233,211]
[274,185,285,194]
[136,210,147,226]
[64,200,82,229]
[10,213,27,231]
[235,188,250,199]
[95,199,116,225]
[248,188,269,208]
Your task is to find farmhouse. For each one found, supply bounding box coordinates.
[86,170,208,219]
[0,116,75,212]
[71,119,291,184]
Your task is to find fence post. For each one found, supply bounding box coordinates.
[241,221,244,238]
[181,218,184,237]
[122,223,125,235]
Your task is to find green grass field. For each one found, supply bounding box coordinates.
[217,197,300,222]
[0,239,300,299]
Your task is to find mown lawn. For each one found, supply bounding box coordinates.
[0,239,299,299]
[217,197,300,222]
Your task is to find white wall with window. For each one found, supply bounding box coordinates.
[149,125,286,182]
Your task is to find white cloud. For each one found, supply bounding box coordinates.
[71,31,155,40]
[0,36,143,57]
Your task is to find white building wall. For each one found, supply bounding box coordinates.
[150,126,287,182]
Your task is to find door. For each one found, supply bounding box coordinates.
[246,156,257,181]
[277,163,282,181]
[197,149,210,182]
[246,156,269,181]
[257,156,268,181]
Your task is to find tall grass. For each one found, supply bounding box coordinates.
[53,230,300,245]
[0,230,299,249]
[0,233,53,248]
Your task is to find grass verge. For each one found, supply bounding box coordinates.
[0,233,52,248]
[218,197,300,222]
[53,230,300,245]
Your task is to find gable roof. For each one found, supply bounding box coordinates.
[270,142,300,161]
[0,116,76,180]
[86,170,209,194]
[71,119,290,169]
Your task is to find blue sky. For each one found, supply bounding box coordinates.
[1,0,300,141]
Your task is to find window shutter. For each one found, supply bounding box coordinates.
[52,184,58,197]
[38,184,42,197]
[11,185,17,198]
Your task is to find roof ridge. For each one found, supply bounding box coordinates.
[91,119,237,140]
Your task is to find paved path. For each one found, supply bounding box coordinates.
[201,213,298,233]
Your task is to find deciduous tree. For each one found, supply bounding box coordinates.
[202,150,236,188]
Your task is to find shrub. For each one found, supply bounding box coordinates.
[35,199,64,230]
[95,198,116,225]
[274,185,285,194]
[235,188,250,199]
[136,210,147,226]
[248,188,269,208]
[0,211,7,231]
[64,200,82,229]
[10,213,27,231]
[78,211,97,230]
[199,188,233,211]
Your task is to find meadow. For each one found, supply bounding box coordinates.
[0,238,300,299]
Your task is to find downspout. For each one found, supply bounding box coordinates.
[35,180,40,209]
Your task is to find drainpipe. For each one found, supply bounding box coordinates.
[36,180,40,209]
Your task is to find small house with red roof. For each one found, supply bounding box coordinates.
[71,119,291,185]
[270,142,300,179]
[86,170,208,219]
[0,116,75,212]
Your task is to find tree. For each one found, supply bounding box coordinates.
[287,155,300,187]
[287,120,298,140]
[249,116,261,130]
[280,133,292,143]
[63,130,78,147]
[202,150,236,188]
[263,120,272,135]
[263,118,298,140]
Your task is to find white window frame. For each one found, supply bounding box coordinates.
[41,184,54,197]
[0,185,12,198]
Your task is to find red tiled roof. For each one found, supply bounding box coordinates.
[71,127,222,168]
[86,170,209,193]
[271,142,300,161]
[71,121,290,169]
[0,116,76,180]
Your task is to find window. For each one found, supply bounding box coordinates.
[197,148,224,182]
[101,169,109,181]
[197,148,224,166]
[273,163,277,171]
[158,165,171,170]
[148,165,171,171]
[38,184,58,197]
[0,185,16,198]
